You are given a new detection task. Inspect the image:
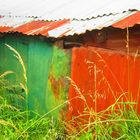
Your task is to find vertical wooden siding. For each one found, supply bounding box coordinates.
[67,46,140,120]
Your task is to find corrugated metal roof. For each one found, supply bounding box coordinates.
[0,1,140,38]
[0,0,140,20]
[0,16,34,27]
[113,11,140,29]
[0,11,139,38]
[47,11,136,37]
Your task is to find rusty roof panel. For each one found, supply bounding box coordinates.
[0,0,140,20]
[0,11,138,38]
[12,19,70,36]
[48,11,135,37]
[113,11,140,29]
[0,0,140,38]
[0,26,11,32]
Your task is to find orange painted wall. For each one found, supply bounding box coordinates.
[67,46,140,121]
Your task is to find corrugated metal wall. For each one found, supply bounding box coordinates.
[67,46,140,120]
[0,34,140,120]
[0,34,71,117]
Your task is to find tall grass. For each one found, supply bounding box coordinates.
[0,30,140,140]
[65,74,140,139]
[0,71,65,140]
[64,28,140,139]
[65,98,140,139]
[1,71,140,139]
[0,44,66,139]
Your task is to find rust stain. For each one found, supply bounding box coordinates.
[0,26,12,32]
[49,75,65,99]
[12,19,70,36]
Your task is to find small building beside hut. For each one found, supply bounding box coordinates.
[0,0,140,120]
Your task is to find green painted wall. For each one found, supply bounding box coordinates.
[0,34,71,117]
